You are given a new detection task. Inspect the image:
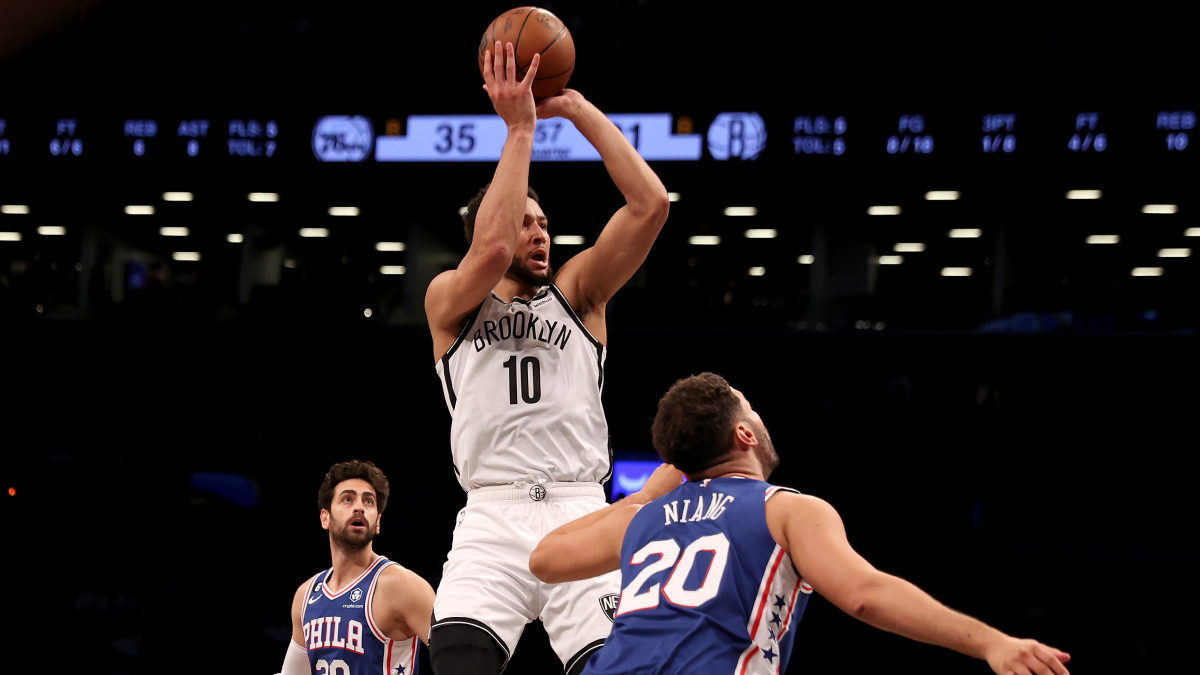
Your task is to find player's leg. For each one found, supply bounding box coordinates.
[539,494,623,675]
[430,501,540,674]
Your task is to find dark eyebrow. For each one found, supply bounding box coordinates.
[338,489,376,501]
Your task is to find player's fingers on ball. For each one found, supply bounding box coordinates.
[483,49,494,85]
[493,41,504,82]
[525,52,544,85]
[505,42,517,83]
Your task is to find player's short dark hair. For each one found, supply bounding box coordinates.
[651,373,742,475]
[317,460,391,515]
[462,183,540,245]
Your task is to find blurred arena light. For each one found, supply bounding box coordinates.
[667,192,681,202]
[925,191,960,200]
[1158,248,1191,258]
[879,255,904,265]
[125,205,155,215]
[162,192,193,201]
[226,234,244,243]
[748,267,766,276]
[6,487,13,497]
[458,206,469,216]
[375,242,405,251]
[1087,235,1120,244]
[724,207,757,216]
[328,206,360,216]
[0,232,21,241]
[552,235,585,245]
[941,267,973,276]
[1,205,30,214]
[364,308,373,317]
[894,242,925,252]
[1066,190,1102,199]
[37,226,66,235]
[1142,204,1178,214]
[1132,267,1164,276]
[798,255,814,264]
[949,229,982,238]
[743,229,777,239]
[299,228,329,238]
[1186,228,1200,237]
[172,252,201,261]
[159,227,189,236]
[868,206,901,215]
[248,192,280,202]
[380,266,406,275]
[688,236,721,245]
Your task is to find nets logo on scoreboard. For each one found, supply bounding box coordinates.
[707,112,767,160]
[312,115,375,162]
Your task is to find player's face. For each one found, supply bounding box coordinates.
[508,198,553,287]
[732,388,780,477]
[323,478,381,553]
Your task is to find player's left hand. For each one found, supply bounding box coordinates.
[535,88,586,120]
[984,636,1070,675]
[633,463,685,502]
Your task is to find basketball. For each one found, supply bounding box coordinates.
[478,7,575,100]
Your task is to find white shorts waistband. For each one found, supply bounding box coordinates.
[467,482,606,504]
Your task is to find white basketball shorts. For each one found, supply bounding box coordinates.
[431,482,621,672]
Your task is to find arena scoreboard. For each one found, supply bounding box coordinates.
[0,108,1193,168]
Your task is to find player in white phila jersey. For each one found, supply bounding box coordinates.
[424,42,680,675]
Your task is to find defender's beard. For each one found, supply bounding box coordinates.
[508,255,554,288]
[330,514,376,553]
[750,419,780,478]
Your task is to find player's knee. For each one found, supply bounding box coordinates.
[429,623,506,675]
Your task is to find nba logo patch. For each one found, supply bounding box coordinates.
[599,593,619,622]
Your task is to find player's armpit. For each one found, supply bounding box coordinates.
[530,503,642,584]
[764,492,881,615]
[557,201,669,313]
[374,565,436,645]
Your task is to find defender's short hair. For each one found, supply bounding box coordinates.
[317,460,391,514]
[651,373,742,475]
[462,183,540,244]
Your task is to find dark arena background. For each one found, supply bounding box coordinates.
[1,2,1196,673]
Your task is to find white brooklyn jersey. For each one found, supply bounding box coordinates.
[435,284,611,491]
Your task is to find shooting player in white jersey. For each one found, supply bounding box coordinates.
[424,42,677,675]
[280,461,435,675]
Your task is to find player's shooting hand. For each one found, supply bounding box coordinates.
[535,88,586,121]
[634,464,685,502]
[984,637,1070,675]
[482,42,540,131]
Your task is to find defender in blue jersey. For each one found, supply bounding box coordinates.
[531,374,1072,675]
[280,461,434,675]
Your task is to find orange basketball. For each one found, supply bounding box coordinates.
[478,7,575,100]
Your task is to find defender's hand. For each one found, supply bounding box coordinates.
[985,637,1070,675]
[535,88,586,121]
[633,464,685,502]
[482,42,540,131]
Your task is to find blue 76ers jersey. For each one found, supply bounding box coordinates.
[301,556,420,675]
[584,478,811,675]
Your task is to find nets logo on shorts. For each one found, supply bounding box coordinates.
[599,593,619,622]
[529,485,547,501]
[349,588,363,603]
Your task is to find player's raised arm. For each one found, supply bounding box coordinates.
[425,44,541,346]
[538,90,671,313]
[766,492,1072,675]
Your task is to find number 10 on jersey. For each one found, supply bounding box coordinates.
[503,356,542,404]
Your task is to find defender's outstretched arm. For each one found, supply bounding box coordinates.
[766,493,1071,675]
[539,91,671,312]
[426,44,541,340]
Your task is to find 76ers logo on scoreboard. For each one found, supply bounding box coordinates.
[349,588,363,603]
[312,115,375,162]
[599,593,619,622]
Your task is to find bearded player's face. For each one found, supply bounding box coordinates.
[323,478,381,553]
[732,388,780,477]
[509,197,553,287]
